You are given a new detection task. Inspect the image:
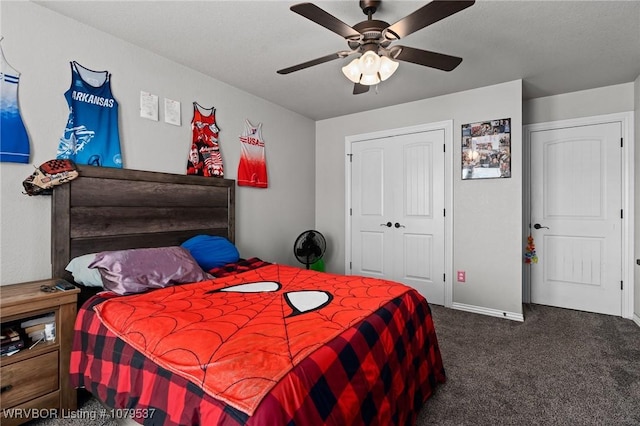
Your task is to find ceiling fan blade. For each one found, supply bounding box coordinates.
[277,52,345,74]
[353,83,369,95]
[394,45,463,71]
[385,0,475,40]
[291,3,361,39]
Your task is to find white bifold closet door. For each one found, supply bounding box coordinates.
[350,129,445,305]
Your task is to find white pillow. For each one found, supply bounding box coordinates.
[65,253,103,287]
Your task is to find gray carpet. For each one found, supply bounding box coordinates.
[27,304,640,425]
[417,304,640,426]
[28,395,118,426]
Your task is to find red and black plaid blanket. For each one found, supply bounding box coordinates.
[70,258,446,425]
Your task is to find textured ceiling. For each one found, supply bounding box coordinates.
[35,0,640,121]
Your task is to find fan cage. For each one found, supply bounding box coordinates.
[294,230,326,269]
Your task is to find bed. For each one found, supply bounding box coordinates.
[52,166,446,425]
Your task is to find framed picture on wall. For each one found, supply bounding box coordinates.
[461,118,511,180]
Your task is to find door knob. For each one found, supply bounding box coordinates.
[394,222,406,228]
[380,222,392,227]
[533,223,549,230]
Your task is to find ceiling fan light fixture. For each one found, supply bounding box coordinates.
[342,58,362,83]
[378,55,399,81]
[342,51,394,86]
[359,50,381,75]
[360,73,380,86]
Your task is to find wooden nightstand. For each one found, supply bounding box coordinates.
[0,279,79,426]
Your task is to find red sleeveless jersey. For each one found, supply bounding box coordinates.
[186,102,223,177]
[237,119,267,188]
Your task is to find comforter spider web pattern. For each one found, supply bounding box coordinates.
[94,264,412,415]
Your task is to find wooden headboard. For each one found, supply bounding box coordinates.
[52,165,235,281]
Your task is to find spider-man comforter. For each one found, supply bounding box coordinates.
[70,258,446,425]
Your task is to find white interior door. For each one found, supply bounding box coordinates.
[351,130,445,304]
[351,138,389,279]
[530,122,622,316]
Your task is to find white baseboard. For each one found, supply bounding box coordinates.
[451,302,524,322]
[633,313,640,328]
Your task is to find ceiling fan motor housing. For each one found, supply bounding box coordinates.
[349,20,391,51]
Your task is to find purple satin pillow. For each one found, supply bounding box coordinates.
[89,246,212,295]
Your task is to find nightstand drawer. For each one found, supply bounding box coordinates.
[0,391,60,426]
[0,351,59,408]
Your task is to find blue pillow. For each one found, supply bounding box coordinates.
[180,235,240,271]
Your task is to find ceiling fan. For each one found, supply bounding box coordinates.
[277,0,475,95]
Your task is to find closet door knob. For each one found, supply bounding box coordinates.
[394,222,405,228]
[380,222,392,227]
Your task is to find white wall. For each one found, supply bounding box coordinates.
[0,1,316,285]
[635,75,640,325]
[523,83,634,125]
[316,80,523,317]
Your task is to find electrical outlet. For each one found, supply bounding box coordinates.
[457,271,466,282]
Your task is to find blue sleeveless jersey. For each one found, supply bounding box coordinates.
[0,42,30,163]
[56,61,122,168]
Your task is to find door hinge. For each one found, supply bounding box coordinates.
[621,281,623,290]
[350,208,352,216]
[443,273,446,282]
[350,261,352,270]
[443,143,446,152]
[443,208,446,217]
[621,138,623,148]
[347,153,353,162]
[621,209,623,219]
